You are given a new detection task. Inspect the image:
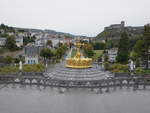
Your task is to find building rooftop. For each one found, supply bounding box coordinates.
[25,44,43,56]
[0,37,6,40]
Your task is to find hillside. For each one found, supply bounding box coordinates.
[15,28,76,37]
[0,24,79,37]
[94,22,144,41]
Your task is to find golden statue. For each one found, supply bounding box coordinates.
[66,40,92,68]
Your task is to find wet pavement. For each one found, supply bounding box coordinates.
[0,84,150,113]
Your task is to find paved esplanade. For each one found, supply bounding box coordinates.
[0,61,150,113]
[47,62,112,81]
[66,48,72,58]
[0,85,150,113]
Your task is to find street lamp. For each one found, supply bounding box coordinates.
[45,63,48,72]
[129,59,135,75]
[19,61,23,72]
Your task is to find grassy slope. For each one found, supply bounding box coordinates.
[71,49,103,60]
[92,50,103,60]
[71,48,77,58]
[0,64,45,74]
[0,48,10,54]
[0,48,22,57]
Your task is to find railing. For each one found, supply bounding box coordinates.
[0,72,150,91]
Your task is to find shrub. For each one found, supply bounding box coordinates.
[4,56,13,64]
[135,67,150,75]
[0,66,19,74]
[110,63,128,73]
[103,62,110,70]
[0,64,45,74]
[23,64,45,72]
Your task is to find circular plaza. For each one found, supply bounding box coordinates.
[47,62,112,81]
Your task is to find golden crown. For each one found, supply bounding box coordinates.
[66,58,92,68]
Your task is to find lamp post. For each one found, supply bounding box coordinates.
[129,60,135,75]
[45,63,48,72]
[19,61,23,75]
[101,55,105,70]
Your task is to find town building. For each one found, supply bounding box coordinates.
[15,36,23,47]
[0,29,5,34]
[7,32,15,36]
[24,44,43,64]
[0,37,6,46]
[105,21,125,30]
[107,48,118,63]
[0,36,23,47]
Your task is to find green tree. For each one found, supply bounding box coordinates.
[128,35,143,50]
[142,24,150,69]
[5,36,17,51]
[4,56,13,64]
[58,42,63,47]
[84,43,94,58]
[116,32,129,64]
[14,55,24,64]
[55,44,68,59]
[92,42,105,50]
[105,39,119,49]
[56,47,64,59]
[46,40,53,47]
[40,48,54,61]
[23,36,36,45]
[133,40,144,59]
[14,58,20,64]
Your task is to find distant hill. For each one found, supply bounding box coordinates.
[44,29,75,37]
[94,21,144,41]
[15,27,89,38]
[15,27,76,37]
[0,24,86,38]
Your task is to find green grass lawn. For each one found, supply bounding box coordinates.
[71,49,103,60]
[92,50,103,60]
[71,48,77,58]
[0,47,10,54]
[0,64,45,74]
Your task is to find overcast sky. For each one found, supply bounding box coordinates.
[0,0,149,36]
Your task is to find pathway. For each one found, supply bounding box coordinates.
[66,48,72,58]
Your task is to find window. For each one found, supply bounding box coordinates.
[31,60,33,64]
[28,60,30,64]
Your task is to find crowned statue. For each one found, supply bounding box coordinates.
[66,40,92,69]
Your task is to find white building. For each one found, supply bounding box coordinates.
[15,36,23,47]
[82,38,90,43]
[7,32,15,36]
[0,36,23,47]
[25,44,43,64]
[35,36,63,47]
[0,38,6,46]
[107,48,118,63]
[0,30,5,34]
